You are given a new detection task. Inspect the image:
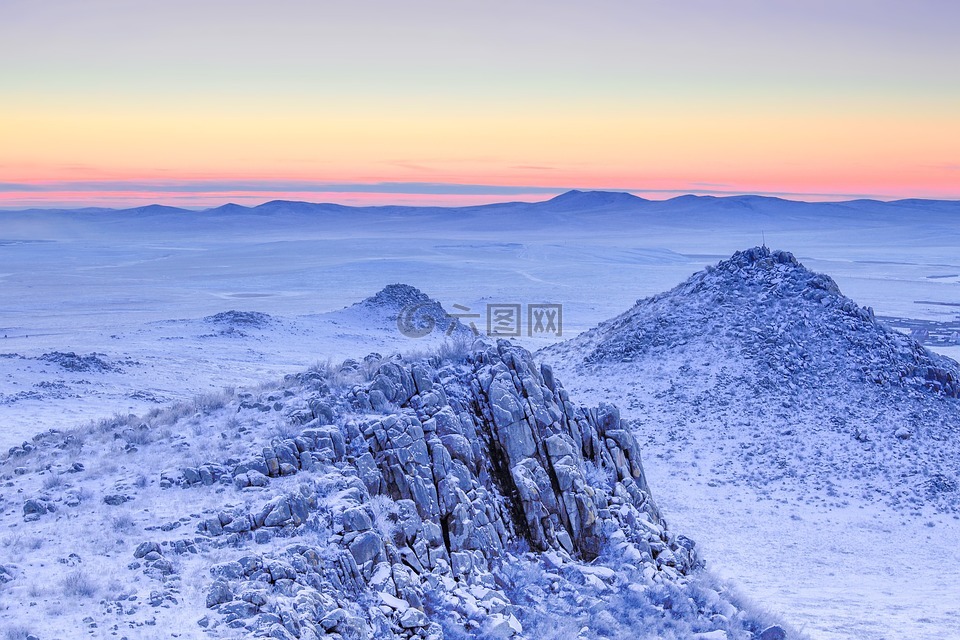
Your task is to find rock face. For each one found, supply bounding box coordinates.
[187,341,714,638]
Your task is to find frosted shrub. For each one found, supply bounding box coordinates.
[271,422,303,440]
[111,513,135,532]
[96,412,139,434]
[582,460,614,490]
[367,494,399,541]
[120,423,153,446]
[41,473,64,490]
[3,627,33,640]
[61,569,97,598]
[436,334,474,364]
[193,389,233,414]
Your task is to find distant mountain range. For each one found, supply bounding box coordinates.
[5,189,960,216]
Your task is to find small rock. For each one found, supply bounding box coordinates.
[760,626,787,640]
[134,541,161,559]
[349,531,384,566]
[23,499,48,520]
[342,507,373,532]
[399,607,428,629]
[206,580,233,608]
[320,608,347,632]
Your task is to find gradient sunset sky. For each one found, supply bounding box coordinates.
[1,0,958,208]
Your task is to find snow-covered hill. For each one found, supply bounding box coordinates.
[0,286,467,449]
[542,247,960,638]
[329,284,473,340]
[0,341,793,640]
[544,246,960,511]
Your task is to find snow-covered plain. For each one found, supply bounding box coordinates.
[1,192,958,639]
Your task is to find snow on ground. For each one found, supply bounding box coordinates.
[1,192,958,638]
[1,200,957,450]
[546,355,960,640]
[644,464,960,640]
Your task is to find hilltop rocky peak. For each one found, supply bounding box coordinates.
[362,284,434,310]
[694,246,843,299]
[565,246,957,398]
[544,247,960,514]
[352,284,473,339]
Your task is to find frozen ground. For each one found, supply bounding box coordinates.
[1,192,958,638]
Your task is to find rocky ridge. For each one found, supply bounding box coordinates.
[0,341,787,640]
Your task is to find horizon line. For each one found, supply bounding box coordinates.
[1,182,959,212]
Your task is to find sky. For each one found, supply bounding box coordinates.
[1,0,958,208]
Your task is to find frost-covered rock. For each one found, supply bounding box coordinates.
[760,625,788,640]
[165,340,774,638]
[23,498,52,521]
[1,337,790,639]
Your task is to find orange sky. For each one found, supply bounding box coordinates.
[1,1,958,207]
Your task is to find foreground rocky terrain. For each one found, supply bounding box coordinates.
[0,340,792,639]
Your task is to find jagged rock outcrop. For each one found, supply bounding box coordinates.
[180,341,708,638]
[142,340,785,639]
[1,339,786,639]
